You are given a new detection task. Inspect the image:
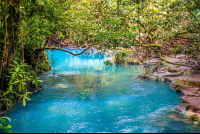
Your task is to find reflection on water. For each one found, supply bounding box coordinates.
[7,49,200,133]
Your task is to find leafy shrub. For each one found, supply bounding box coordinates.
[185,105,189,110]
[197,118,200,126]
[190,114,197,121]
[172,46,183,56]
[103,60,113,66]
[0,117,13,133]
[115,51,129,63]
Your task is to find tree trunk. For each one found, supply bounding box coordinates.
[0,0,20,101]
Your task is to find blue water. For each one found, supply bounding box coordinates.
[7,49,200,133]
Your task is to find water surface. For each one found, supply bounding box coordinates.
[7,49,200,133]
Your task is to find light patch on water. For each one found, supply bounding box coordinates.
[142,126,159,133]
[132,87,145,91]
[119,126,139,133]
[105,95,134,107]
[116,115,146,125]
[67,122,91,133]
[46,74,60,77]
[132,76,138,80]
[106,100,116,106]
[56,84,69,88]
[146,105,175,119]
[56,71,80,75]
[46,101,92,117]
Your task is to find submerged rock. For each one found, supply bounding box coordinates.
[137,74,153,79]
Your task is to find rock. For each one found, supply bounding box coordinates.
[144,58,159,66]
[177,66,192,72]
[152,55,200,124]
[164,77,172,82]
[137,74,154,79]
[170,81,179,89]
[127,57,140,65]
[179,84,199,96]
[176,54,186,59]
[149,58,159,63]
[107,56,115,62]
[153,71,181,77]
[181,97,200,108]
[176,104,187,113]
[116,47,122,50]
[129,62,140,65]
[107,50,115,56]
[166,57,187,64]
[194,121,198,125]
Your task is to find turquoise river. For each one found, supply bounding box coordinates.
[7,49,200,133]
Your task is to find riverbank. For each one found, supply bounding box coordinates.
[136,54,200,125]
[164,75,200,123]
[105,48,200,124]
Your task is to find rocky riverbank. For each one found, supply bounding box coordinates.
[136,54,200,125]
[107,49,200,124]
[165,75,200,122]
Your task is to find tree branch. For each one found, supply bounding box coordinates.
[184,4,200,26]
[45,44,95,56]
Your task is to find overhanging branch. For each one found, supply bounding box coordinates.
[45,44,95,56]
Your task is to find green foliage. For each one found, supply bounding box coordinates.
[180,72,184,76]
[0,117,13,133]
[115,50,129,63]
[103,60,113,66]
[185,105,189,110]
[173,81,180,92]
[167,67,178,72]
[175,87,179,92]
[190,114,197,121]
[1,58,43,108]
[197,118,200,126]
[172,46,183,56]
[175,81,180,87]
[50,58,58,65]
[35,51,51,74]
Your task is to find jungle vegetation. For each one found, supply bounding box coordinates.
[0,0,200,132]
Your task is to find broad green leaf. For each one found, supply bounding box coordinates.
[1,117,11,122]
[6,124,12,129]
[19,74,23,78]
[0,119,6,124]
[23,98,26,106]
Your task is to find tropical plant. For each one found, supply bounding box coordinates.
[0,117,13,133]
